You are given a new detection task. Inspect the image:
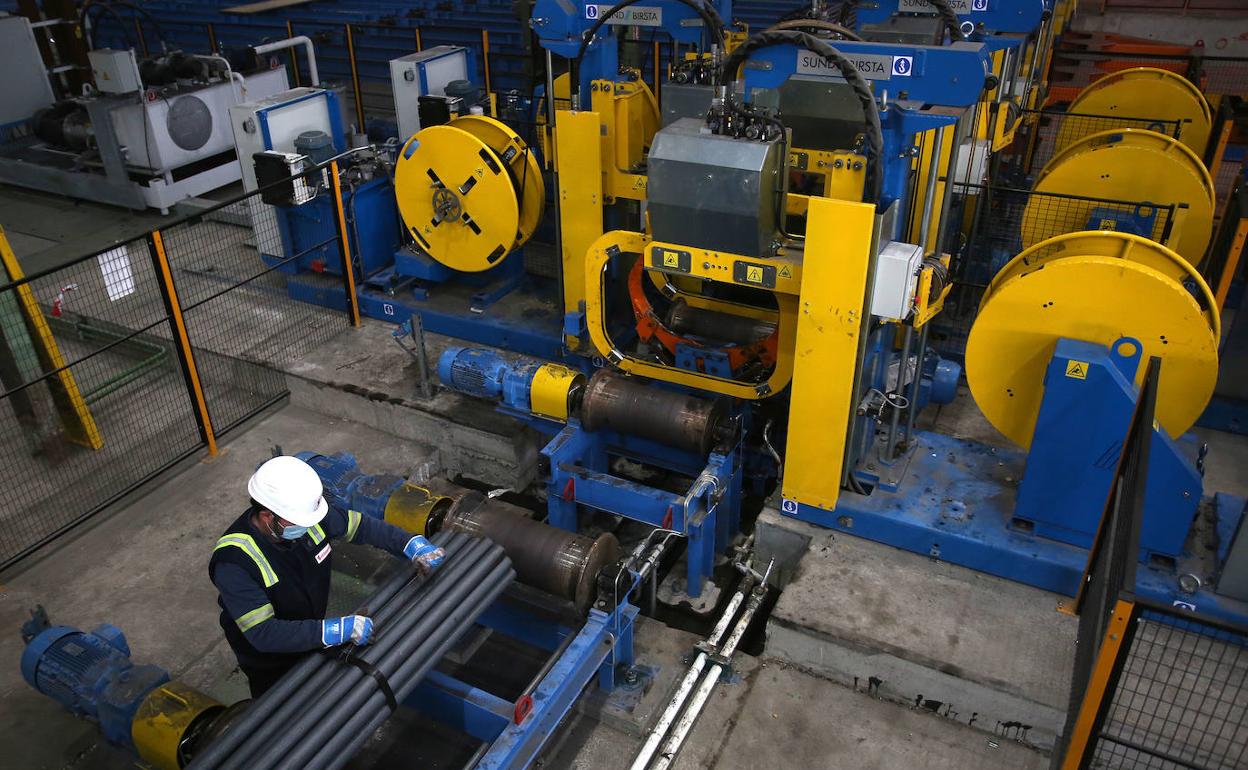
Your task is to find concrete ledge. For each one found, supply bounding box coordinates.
[757,507,1076,751]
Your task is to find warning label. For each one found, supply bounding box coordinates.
[1065,360,1089,380]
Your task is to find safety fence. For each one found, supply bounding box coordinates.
[1013,109,1185,177]
[1047,49,1248,102]
[933,183,1181,360]
[0,159,358,570]
[1057,358,1248,769]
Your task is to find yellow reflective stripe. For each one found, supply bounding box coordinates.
[235,603,275,633]
[346,510,362,542]
[214,534,279,588]
[309,524,326,545]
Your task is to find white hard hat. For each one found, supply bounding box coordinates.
[248,456,328,527]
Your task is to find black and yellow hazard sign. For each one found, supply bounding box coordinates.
[1065,360,1089,380]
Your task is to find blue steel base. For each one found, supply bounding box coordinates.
[282,271,568,362]
[542,421,744,599]
[1198,396,1248,436]
[406,594,638,769]
[781,431,1248,627]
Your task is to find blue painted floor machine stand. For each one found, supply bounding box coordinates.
[784,336,1248,625]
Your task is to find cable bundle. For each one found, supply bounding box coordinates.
[189,532,514,770]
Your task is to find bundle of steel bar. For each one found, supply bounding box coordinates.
[187,532,514,770]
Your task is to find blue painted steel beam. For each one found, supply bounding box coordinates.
[406,670,512,743]
[854,0,1048,36]
[476,605,638,770]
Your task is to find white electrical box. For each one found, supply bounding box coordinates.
[89,49,143,94]
[390,46,471,141]
[871,240,924,320]
[230,87,338,260]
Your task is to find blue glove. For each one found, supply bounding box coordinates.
[321,615,374,647]
[403,535,446,572]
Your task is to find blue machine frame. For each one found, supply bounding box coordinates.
[853,0,1048,36]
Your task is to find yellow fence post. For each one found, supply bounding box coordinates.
[148,230,217,456]
[1060,599,1136,769]
[481,30,492,97]
[328,160,362,327]
[0,224,103,449]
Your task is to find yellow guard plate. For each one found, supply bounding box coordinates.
[1024,128,1215,268]
[395,125,520,272]
[967,254,1218,449]
[1059,67,1212,158]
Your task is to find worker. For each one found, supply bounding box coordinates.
[209,455,446,697]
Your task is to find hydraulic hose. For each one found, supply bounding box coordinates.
[570,0,726,102]
[924,0,969,43]
[718,30,884,203]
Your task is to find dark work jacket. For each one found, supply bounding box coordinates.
[208,505,410,682]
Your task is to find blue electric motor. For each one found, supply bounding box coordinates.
[20,606,170,749]
[437,346,541,413]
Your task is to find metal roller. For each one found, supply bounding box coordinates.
[442,498,618,610]
[664,298,777,346]
[580,369,729,456]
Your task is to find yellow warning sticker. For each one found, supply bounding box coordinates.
[663,251,681,268]
[746,265,764,284]
[1098,218,1117,231]
[1065,360,1089,380]
[778,265,793,279]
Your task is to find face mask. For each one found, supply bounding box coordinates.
[280,524,308,541]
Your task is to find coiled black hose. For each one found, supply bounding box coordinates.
[718,29,884,203]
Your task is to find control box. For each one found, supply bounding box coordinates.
[871,241,924,320]
[390,46,472,141]
[89,49,142,94]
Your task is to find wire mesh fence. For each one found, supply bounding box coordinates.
[1016,110,1184,176]
[934,183,1180,360]
[1092,603,1248,770]
[0,231,205,569]
[0,160,357,569]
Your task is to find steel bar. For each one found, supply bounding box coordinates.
[631,584,749,770]
[884,326,913,460]
[305,559,516,770]
[650,581,768,770]
[227,538,497,769]
[902,324,930,448]
[192,533,468,768]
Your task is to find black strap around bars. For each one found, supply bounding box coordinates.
[337,651,399,713]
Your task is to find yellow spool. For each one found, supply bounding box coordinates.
[1024,128,1215,268]
[1057,67,1212,158]
[394,116,544,272]
[967,232,1219,449]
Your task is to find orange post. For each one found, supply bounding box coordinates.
[150,230,217,456]
[652,40,661,100]
[1216,217,1248,312]
[1060,599,1135,769]
[414,26,423,52]
[345,24,365,130]
[481,30,492,97]
[328,161,362,327]
[286,21,301,86]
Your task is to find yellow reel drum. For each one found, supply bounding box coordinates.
[966,231,1219,449]
[1056,67,1212,158]
[1023,128,1215,269]
[394,116,544,272]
